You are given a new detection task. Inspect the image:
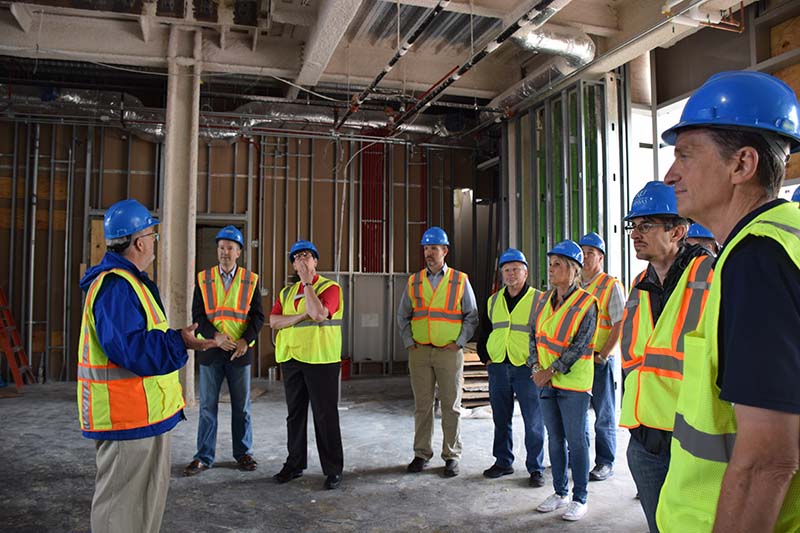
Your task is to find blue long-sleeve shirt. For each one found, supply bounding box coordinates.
[79,252,188,440]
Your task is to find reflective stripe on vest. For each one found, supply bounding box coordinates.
[584,272,620,351]
[657,205,800,533]
[275,275,343,364]
[536,288,597,392]
[197,267,258,344]
[620,270,650,374]
[408,268,467,347]
[77,268,184,432]
[632,255,714,431]
[485,287,543,366]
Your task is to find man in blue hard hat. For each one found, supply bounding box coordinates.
[77,199,216,533]
[658,71,800,532]
[578,232,625,482]
[397,226,478,477]
[686,223,719,255]
[270,239,345,490]
[476,248,547,487]
[184,225,265,477]
[618,181,712,533]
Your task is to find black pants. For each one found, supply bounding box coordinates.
[281,359,343,475]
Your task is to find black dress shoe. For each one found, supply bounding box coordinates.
[443,459,459,478]
[483,464,514,479]
[323,473,342,490]
[406,457,429,473]
[529,471,545,487]
[273,464,303,484]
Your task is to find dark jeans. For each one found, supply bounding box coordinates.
[487,362,545,473]
[626,433,670,533]
[281,359,343,476]
[590,357,617,467]
[540,387,591,504]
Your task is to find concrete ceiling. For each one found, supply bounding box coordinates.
[0,0,752,108]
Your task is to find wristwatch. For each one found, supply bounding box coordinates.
[303,282,312,287]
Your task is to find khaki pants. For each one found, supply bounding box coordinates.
[91,433,171,533]
[409,345,464,461]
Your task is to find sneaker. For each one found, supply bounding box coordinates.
[589,464,613,481]
[406,457,429,473]
[529,471,545,487]
[562,501,588,521]
[443,459,459,478]
[483,464,514,478]
[183,459,209,477]
[536,493,569,513]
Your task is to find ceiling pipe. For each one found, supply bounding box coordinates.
[479,25,595,123]
[334,0,451,131]
[389,0,572,133]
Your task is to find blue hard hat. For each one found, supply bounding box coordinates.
[792,187,800,202]
[578,232,605,254]
[499,248,528,268]
[104,199,159,239]
[216,225,244,248]
[624,181,678,221]
[687,223,714,240]
[662,71,800,153]
[420,226,450,246]
[547,240,584,268]
[289,239,319,262]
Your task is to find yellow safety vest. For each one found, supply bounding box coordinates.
[77,268,184,432]
[583,271,623,351]
[619,256,713,429]
[486,286,544,366]
[408,268,467,347]
[198,266,258,345]
[275,275,343,364]
[536,287,597,392]
[657,203,800,533]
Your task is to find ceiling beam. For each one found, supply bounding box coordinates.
[288,0,364,98]
[10,2,34,32]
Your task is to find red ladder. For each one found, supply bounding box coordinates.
[0,288,36,388]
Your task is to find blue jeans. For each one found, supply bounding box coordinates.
[195,361,253,466]
[626,434,670,533]
[540,387,591,504]
[590,357,616,467]
[487,362,545,473]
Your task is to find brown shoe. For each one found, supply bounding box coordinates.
[183,459,209,477]
[237,454,258,472]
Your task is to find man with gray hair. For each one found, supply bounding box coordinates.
[77,199,216,533]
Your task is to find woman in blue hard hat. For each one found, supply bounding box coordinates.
[530,240,598,522]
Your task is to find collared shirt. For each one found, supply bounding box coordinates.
[219,264,237,291]
[527,284,597,374]
[396,263,479,349]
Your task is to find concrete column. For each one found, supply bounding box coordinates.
[160,26,202,405]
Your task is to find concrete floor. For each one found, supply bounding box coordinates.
[2,377,647,532]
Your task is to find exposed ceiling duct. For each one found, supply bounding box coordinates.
[0,85,456,142]
[480,25,595,123]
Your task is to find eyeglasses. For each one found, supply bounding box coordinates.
[624,222,670,235]
[292,251,313,260]
[138,232,159,243]
[501,267,526,274]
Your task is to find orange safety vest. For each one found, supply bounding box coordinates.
[198,266,258,344]
[408,267,468,347]
[583,271,622,352]
[77,268,185,432]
